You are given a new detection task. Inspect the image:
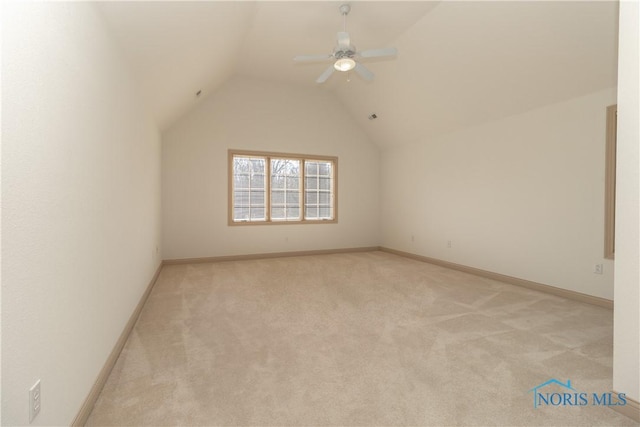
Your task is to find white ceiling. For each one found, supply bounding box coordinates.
[97,1,618,147]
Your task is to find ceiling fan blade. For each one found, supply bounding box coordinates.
[316,65,336,83]
[354,62,374,81]
[294,54,333,62]
[337,31,350,48]
[359,47,398,59]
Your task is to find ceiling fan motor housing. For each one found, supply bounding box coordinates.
[334,48,356,60]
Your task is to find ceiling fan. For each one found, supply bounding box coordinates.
[293,4,398,83]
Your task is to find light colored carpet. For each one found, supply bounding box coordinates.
[86,251,637,426]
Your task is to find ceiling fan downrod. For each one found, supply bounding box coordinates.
[340,4,351,32]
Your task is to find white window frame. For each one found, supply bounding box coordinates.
[228,149,338,225]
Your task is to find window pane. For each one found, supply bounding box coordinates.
[305,192,318,205]
[234,174,249,189]
[271,176,284,189]
[232,155,267,222]
[251,190,265,206]
[306,177,317,189]
[286,177,299,189]
[234,207,249,221]
[319,192,330,205]
[271,207,284,219]
[272,159,299,177]
[251,173,265,188]
[306,206,318,218]
[319,162,331,176]
[319,177,330,190]
[270,158,300,221]
[272,190,284,204]
[251,159,264,171]
[251,208,265,220]
[286,192,299,204]
[306,162,318,175]
[234,191,248,205]
[303,159,333,220]
[234,158,250,173]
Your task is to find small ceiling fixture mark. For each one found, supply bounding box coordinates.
[368,113,377,120]
[196,90,202,97]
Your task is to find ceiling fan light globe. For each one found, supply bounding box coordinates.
[334,58,356,72]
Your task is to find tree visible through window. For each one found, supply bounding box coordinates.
[229,150,337,224]
[271,158,301,221]
[232,156,266,221]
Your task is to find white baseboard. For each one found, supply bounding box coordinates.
[610,392,640,422]
[71,263,163,426]
[380,247,613,309]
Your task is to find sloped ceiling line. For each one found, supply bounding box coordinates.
[97,1,618,147]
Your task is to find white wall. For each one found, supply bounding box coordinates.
[381,88,617,300]
[1,3,161,425]
[162,76,380,260]
[613,0,639,403]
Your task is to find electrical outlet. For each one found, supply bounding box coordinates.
[411,234,415,242]
[29,379,41,423]
[594,264,603,275]
[447,240,452,248]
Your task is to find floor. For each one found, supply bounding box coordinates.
[86,251,637,426]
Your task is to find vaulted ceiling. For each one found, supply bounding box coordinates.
[97,1,618,148]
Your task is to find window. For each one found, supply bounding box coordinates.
[229,150,337,224]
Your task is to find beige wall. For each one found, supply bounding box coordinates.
[380,88,617,300]
[161,76,380,260]
[613,0,639,403]
[1,3,161,425]
[1,2,635,423]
